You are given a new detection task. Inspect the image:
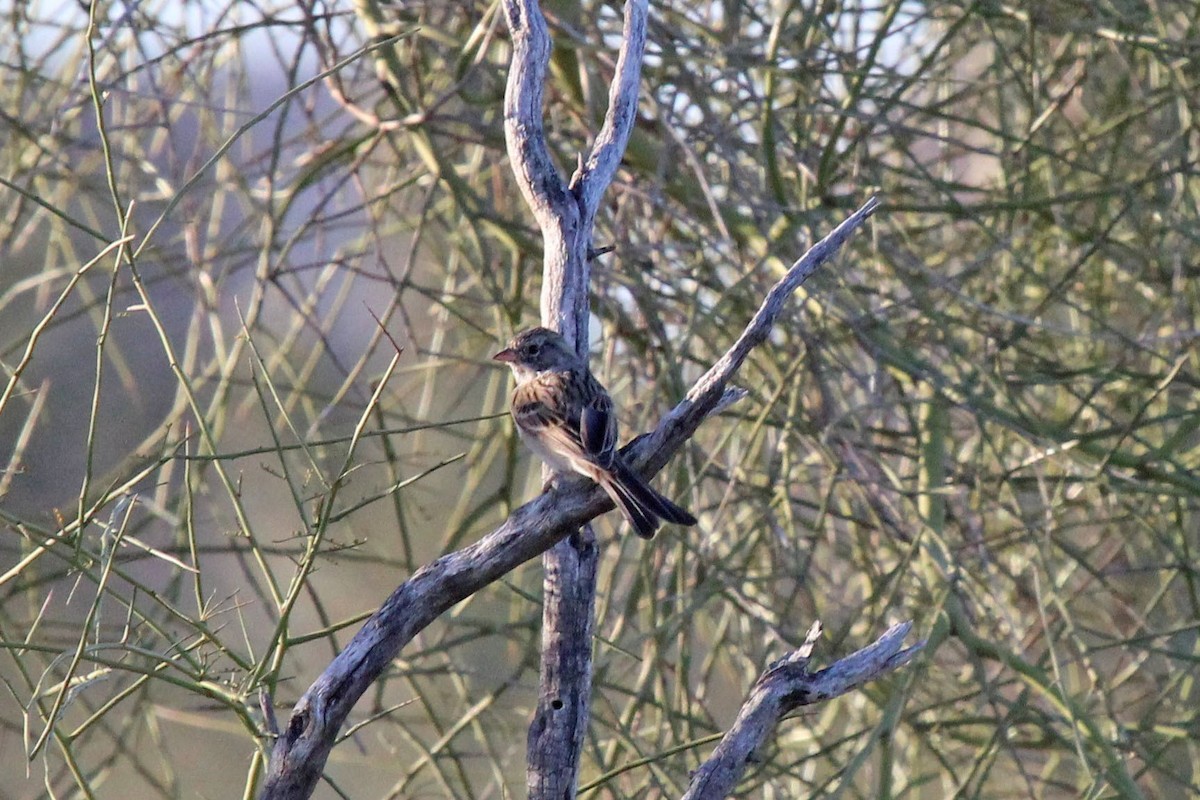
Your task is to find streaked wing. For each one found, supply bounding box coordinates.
[511,389,564,434]
[511,373,591,467]
[579,390,618,469]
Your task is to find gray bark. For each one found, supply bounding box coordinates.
[257,0,907,794]
[682,622,923,800]
[257,195,884,800]
[500,1,650,797]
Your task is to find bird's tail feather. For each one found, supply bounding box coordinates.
[603,463,697,539]
[603,480,659,538]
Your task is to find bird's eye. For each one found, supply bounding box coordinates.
[526,342,541,356]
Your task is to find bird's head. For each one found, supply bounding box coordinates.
[493,327,579,379]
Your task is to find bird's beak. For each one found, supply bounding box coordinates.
[493,347,517,363]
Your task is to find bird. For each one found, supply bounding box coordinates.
[493,327,697,538]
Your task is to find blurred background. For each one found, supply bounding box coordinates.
[1,0,1197,797]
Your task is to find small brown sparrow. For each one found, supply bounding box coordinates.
[494,327,697,538]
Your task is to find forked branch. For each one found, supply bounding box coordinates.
[500,3,651,798]
[682,622,923,800]
[258,196,880,800]
[259,0,898,795]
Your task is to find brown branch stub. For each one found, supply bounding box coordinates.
[681,622,923,800]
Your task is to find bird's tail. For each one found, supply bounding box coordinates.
[602,462,698,539]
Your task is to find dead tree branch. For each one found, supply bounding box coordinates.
[258,196,879,800]
[682,622,923,800]
[260,3,887,797]
[630,197,881,473]
[501,1,649,797]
